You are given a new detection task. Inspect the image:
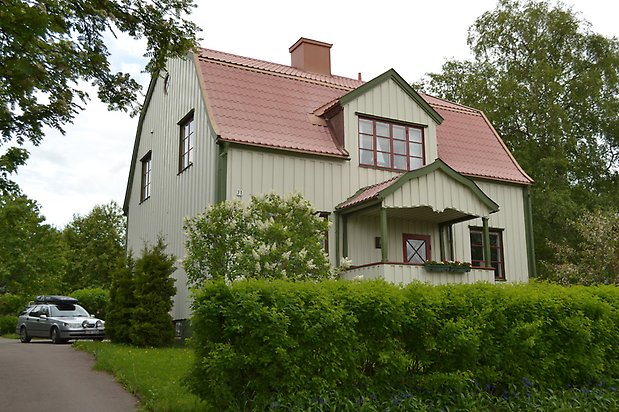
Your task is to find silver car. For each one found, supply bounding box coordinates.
[15,296,105,344]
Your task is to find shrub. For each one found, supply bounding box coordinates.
[184,193,332,287]
[105,254,136,344]
[188,280,619,410]
[71,288,109,319]
[129,238,176,347]
[0,315,17,334]
[0,293,29,315]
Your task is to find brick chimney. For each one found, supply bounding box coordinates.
[289,38,332,76]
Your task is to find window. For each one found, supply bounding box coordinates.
[179,111,195,172]
[403,234,431,264]
[359,118,424,171]
[140,151,152,202]
[470,229,505,280]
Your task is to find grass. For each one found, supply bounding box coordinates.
[74,341,208,412]
[74,342,619,412]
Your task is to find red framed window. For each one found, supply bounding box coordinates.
[359,118,424,171]
[140,151,152,202]
[403,234,431,264]
[470,229,505,280]
[179,111,195,172]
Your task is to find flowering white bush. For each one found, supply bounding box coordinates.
[183,193,333,287]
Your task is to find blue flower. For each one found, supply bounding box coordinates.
[610,386,617,392]
[523,377,532,388]
[370,393,377,401]
[270,401,280,409]
[356,397,364,406]
[318,397,326,405]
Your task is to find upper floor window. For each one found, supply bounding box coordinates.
[359,118,424,171]
[179,111,195,173]
[140,151,152,202]
[470,228,505,280]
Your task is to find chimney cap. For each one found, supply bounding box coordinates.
[289,37,332,53]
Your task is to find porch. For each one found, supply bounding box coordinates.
[341,262,496,285]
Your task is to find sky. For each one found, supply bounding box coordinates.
[11,0,619,228]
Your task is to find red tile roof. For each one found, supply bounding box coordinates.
[337,176,401,209]
[196,48,532,184]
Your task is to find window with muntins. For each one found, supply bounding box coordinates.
[179,112,194,172]
[403,234,431,264]
[359,118,424,171]
[470,229,505,280]
[140,152,152,202]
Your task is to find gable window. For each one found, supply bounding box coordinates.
[470,228,505,280]
[403,234,431,264]
[140,151,152,202]
[179,111,195,173]
[359,118,424,171]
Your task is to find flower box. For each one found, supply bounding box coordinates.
[423,262,472,273]
[424,264,449,272]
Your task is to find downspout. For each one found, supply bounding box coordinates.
[523,186,537,277]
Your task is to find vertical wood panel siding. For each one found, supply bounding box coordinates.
[452,181,529,282]
[342,264,495,285]
[126,57,218,319]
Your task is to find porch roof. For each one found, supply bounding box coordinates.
[336,160,499,222]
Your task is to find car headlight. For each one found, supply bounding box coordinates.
[82,320,89,328]
[96,320,103,329]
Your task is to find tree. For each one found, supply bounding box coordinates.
[62,201,126,290]
[184,193,333,287]
[106,253,136,344]
[0,0,200,192]
[129,237,176,347]
[542,209,619,285]
[420,0,619,269]
[0,193,65,295]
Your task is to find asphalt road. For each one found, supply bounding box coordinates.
[0,337,137,412]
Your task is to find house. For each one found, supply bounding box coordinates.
[123,38,535,332]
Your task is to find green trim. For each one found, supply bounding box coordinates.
[335,212,340,266]
[380,160,499,212]
[123,73,159,214]
[337,199,383,216]
[224,141,350,161]
[215,140,228,202]
[342,214,349,258]
[380,208,388,262]
[482,217,491,268]
[439,223,445,261]
[523,186,537,277]
[340,69,444,125]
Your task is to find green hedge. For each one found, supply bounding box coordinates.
[187,280,619,410]
[0,294,30,316]
[0,315,17,335]
[71,288,109,319]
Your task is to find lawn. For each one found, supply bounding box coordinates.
[74,341,619,412]
[74,341,208,412]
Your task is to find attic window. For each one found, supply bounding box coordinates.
[140,151,152,202]
[358,118,424,171]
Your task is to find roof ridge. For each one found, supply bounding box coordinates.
[420,92,480,112]
[199,47,363,90]
[431,103,483,117]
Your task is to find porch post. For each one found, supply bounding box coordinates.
[482,216,491,267]
[380,207,388,262]
[342,215,348,258]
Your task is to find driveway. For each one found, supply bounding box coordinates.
[0,337,137,412]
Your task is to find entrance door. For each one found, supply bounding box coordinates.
[403,234,431,263]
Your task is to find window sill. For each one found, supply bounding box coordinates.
[359,163,424,173]
[139,196,150,205]
[177,163,193,175]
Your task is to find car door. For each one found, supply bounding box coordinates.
[25,305,43,337]
[38,306,52,337]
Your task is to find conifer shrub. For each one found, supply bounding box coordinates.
[105,254,136,344]
[188,280,619,410]
[129,238,176,347]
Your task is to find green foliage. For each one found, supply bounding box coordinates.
[0,293,29,316]
[419,0,619,269]
[62,201,126,290]
[71,288,109,319]
[542,209,619,285]
[129,238,176,347]
[0,315,17,334]
[188,280,619,410]
[0,193,65,295]
[184,193,333,287]
[106,254,136,344]
[0,0,200,192]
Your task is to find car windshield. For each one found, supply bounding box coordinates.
[49,304,90,317]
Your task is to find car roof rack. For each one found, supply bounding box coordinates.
[34,295,78,305]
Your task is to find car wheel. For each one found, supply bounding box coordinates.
[50,327,66,344]
[19,326,31,343]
